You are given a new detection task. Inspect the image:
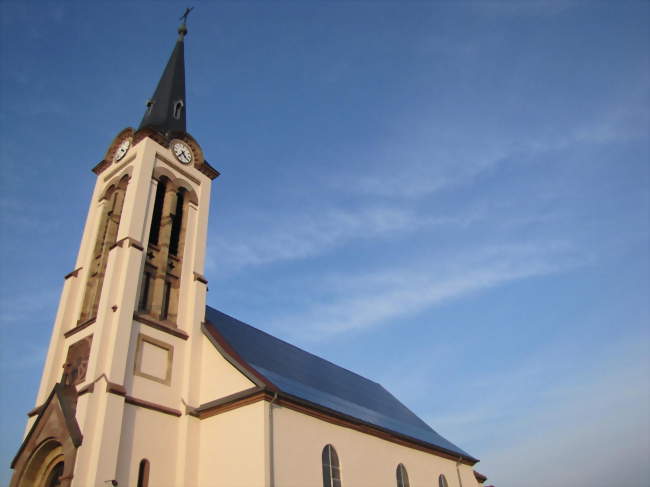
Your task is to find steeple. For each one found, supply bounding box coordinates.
[138,13,191,136]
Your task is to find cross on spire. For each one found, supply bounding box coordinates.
[178,7,194,39]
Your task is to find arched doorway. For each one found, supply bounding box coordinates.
[44,462,65,487]
[18,440,64,487]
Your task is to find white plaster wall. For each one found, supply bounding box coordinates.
[198,401,267,487]
[199,336,256,404]
[272,406,479,487]
[116,404,179,487]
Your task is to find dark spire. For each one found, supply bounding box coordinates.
[139,10,193,135]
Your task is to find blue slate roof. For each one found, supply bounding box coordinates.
[204,306,476,462]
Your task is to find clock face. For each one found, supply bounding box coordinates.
[114,139,130,162]
[172,141,193,164]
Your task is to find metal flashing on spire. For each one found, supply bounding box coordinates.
[138,9,194,136]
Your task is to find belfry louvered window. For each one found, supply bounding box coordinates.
[438,474,449,487]
[322,444,341,487]
[396,463,410,487]
[148,178,166,245]
[169,188,185,256]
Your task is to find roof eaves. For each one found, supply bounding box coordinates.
[275,390,479,465]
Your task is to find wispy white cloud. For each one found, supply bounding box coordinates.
[207,206,477,273]
[271,240,583,340]
[353,144,507,199]
[341,79,648,200]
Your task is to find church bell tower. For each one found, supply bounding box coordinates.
[11,15,219,487]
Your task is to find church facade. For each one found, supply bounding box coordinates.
[10,20,487,487]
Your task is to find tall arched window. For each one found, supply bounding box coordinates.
[169,188,185,256]
[396,463,410,487]
[79,175,129,323]
[322,444,341,487]
[148,177,167,245]
[137,459,150,487]
[438,474,449,487]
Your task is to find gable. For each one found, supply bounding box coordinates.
[199,324,257,404]
[10,384,82,487]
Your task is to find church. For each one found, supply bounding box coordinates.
[10,18,489,487]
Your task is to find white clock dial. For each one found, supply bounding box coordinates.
[172,141,193,164]
[114,139,130,162]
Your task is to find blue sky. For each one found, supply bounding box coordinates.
[0,2,648,486]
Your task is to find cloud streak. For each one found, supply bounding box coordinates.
[207,206,477,273]
[271,240,583,340]
[338,72,649,201]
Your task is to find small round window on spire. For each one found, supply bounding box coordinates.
[146,100,154,114]
[173,100,184,120]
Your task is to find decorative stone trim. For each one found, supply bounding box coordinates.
[156,152,201,185]
[64,318,96,338]
[26,405,44,418]
[193,386,265,418]
[101,127,135,165]
[105,381,127,396]
[11,383,82,486]
[76,374,122,398]
[101,161,132,184]
[110,237,145,252]
[124,395,182,417]
[133,313,189,340]
[71,373,180,417]
[193,272,208,285]
[64,267,82,280]
[92,159,110,175]
[62,335,93,386]
[77,382,94,397]
[134,334,174,385]
[133,127,167,148]
[196,160,220,180]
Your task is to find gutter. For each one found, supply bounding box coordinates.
[268,392,278,487]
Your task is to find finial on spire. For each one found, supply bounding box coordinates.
[178,7,194,39]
